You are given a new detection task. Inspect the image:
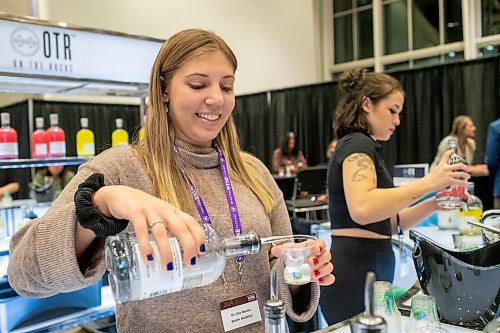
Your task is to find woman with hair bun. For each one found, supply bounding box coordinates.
[319,68,470,324]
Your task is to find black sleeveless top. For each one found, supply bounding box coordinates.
[327,132,393,236]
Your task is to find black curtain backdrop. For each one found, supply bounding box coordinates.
[234,56,500,174]
[232,92,270,160]
[268,83,338,167]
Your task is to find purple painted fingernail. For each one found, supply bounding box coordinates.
[190,257,196,265]
[147,254,154,261]
[167,262,173,271]
[199,244,206,253]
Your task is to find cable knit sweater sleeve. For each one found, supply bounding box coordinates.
[7,147,134,297]
[246,154,320,322]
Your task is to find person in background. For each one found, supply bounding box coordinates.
[272,131,308,174]
[319,68,470,325]
[326,138,338,159]
[31,165,75,200]
[8,29,333,333]
[431,115,489,176]
[0,181,19,201]
[0,170,20,202]
[485,118,500,208]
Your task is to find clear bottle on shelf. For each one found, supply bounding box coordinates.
[111,118,129,147]
[76,117,95,158]
[435,138,467,209]
[105,223,261,303]
[458,182,483,236]
[0,112,19,159]
[31,117,48,159]
[46,113,66,157]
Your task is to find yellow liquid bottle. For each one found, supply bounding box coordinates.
[139,127,145,141]
[458,182,483,236]
[112,118,129,147]
[76,118,95,158]
[138,115,146,141]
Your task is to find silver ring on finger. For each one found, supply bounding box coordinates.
[148,220,163,230]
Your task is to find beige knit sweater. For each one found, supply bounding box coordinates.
[8,141,319,332]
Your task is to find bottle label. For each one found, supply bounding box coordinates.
[135,237,184,299]
[34,143,48,156]
[83,143,95,155]
[0,142,18,158]
[49,141,66,155]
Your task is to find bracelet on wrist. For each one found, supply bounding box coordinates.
[74,173,129,237]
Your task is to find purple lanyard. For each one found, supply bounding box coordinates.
[173,141,244,262]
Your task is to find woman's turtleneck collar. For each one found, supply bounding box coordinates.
[174,139,220,169]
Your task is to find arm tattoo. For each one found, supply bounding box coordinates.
[347,153,375,183]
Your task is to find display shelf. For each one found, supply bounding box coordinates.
[0,157,89,169]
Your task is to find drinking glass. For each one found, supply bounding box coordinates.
[373,281,401,333]
[406,294,448,333]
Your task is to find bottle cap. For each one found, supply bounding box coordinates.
[115,118,123,128]
[35,117,44,129]
[49,113,59,126]
[80,117,89,128]
[1,113,10,126]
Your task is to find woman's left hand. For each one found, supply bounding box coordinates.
[272,238,335,286]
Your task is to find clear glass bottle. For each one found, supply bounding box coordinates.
[105,223,261,303]
[111,118,129,147]
[76,118,95,158]
[435,138,467,209]
[46,113,66,157]
[0,112,18,159]
[458,182,483,236]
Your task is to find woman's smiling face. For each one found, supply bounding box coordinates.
[166,50,236,148]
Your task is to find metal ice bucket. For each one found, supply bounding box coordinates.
[410,230,500,330]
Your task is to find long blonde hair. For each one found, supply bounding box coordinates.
[133,29,274,213]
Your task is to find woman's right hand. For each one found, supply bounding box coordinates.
[93,185,206,269]
[424,149,470,192]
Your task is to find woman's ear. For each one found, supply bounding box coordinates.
[163,93,169,103]
[361,96,372,113]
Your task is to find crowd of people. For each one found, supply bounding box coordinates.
[4,27,498,332]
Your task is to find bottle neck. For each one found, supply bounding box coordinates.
[264,300,286,332]
[224,231,261,257]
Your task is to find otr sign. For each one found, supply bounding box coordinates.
[11,27,72,60]
[42,31,72,60]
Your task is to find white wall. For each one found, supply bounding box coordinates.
[35,0,322,95]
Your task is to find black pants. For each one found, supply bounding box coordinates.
[319,236,395,325]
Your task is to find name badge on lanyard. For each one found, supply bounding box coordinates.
[220,293,262,332]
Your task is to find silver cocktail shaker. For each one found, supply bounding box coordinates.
[349,272,387,333]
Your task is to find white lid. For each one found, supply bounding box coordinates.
[49,113,59,126]
[115,118,123,128]
[80,117,89,128]
[1,113,10,126]
[35,117,44,129]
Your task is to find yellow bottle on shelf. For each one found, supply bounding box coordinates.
[76,118,95,158]
[112,118,129,147]
[139,127,145,141]
[139,115,146,141]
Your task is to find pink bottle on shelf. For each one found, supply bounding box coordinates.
[0,112,19,159]
[46,113,66,157]
[31,117,48,159]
